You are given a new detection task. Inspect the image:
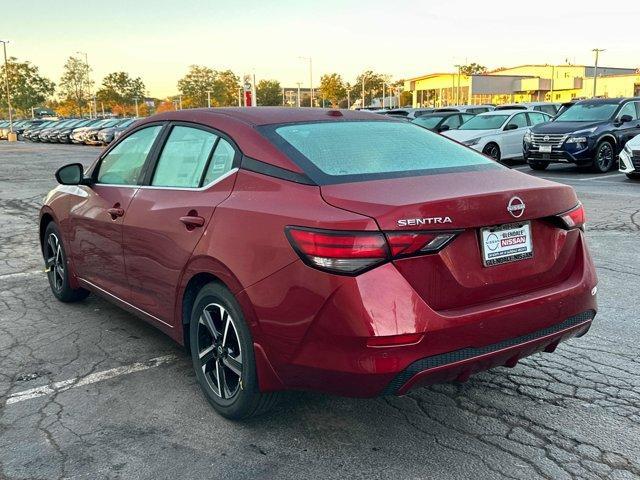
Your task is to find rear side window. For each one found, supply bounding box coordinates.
[97,126,162,185]
[266,121,496,184]
[202,138,236,185]
[152,126,217,188]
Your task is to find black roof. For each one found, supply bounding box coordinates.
[577,97,640,105]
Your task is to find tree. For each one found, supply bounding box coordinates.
[59,56,93,116]
[318,73,347,108]
[256,79,282,106]
[459,63,487,76]
[96,72,146,116]
[354,71,386,107]
[0,57,55,117]
[177,66,241,108]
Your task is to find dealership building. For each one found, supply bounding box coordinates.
[404,64,640,107]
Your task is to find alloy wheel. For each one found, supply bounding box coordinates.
[46,233,65,292]
[197,303,243,400]
[483,144,500,160]
[596,143,613,171]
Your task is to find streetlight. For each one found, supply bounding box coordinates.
[133,96,140,117]
[76,51,92,118]
[298,56,313,107]
[592,48,606,98]
[206,90,212,108]
[346,86,352,109]
[1,40,15,141]
[361,73,367,109]
[454,64,462,104]
[296,82,301,108]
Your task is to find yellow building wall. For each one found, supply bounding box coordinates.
[581,75,640,98]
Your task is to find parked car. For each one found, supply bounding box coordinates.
[523,97,640,172]
[83,118,130,145]
[618,133,640,179]
[23,120,59,141]
[41,107,597,419]
[97,118,137,145]
[0,120,31,139]
[411,112,475,133]
[443,109,552,160]
[70,119,115,144]
[38,119,79,143]
[435,105,494,114]
[385,108,435,119]
[495,102,561,116]
[56,119,99,143]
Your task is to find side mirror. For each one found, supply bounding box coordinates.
[619,114,633,124]
[55,163,86,185]
[504,123,518,131]
[437,124,450,132]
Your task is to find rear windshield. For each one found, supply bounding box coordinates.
[263,120,497,184]
[412,116,446,129]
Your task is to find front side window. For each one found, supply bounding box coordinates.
[97,125,162,185]
[459,115,509,130]
[441,115,462,129]
[617,102,639,120]
[412,116,446,129]
[152,126,218,188]
[554,103,618,122]
[528,112,549,125]
[266,120,496,184]
[507,113,528,129]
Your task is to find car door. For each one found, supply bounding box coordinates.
[122,123,239,325]
[67,124,164,299]
[501,112,529,158]
[614,101,640,147]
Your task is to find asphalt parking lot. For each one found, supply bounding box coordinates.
[0,142,639,480]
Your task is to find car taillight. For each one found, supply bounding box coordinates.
[385,231,457,257]
[286,227,458,275]
[557,203,586,230]
[286,227,388,274]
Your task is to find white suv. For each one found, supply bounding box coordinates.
[619,134,640,180]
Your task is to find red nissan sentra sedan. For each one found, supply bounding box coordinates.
[40,108,597,419]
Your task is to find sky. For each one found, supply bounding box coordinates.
[2,0,640,98]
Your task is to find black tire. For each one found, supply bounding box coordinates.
[189,282,280,419]
[529,161,549,171]
[482,143,501,161]
[591,141,615,173]
[626,172,640,180]
[43,222,90,303]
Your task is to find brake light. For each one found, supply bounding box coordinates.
[558,203,586,230]
[286,227,458,275]
[286,227,388,274]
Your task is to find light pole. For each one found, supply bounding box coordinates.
[361,74,367,109]
[298,57,313,107]
[592,48,605,98]
[296,82,301,108]
[179,95,183,110]
[133,96,139,117]
[1,40,15,140]
[382,83,385,108]
[346,87,352,109]
[454,64,462,104]
[206,90,212,108]
[76,51,91,118]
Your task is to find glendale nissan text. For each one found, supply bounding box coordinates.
[40,108,598,419]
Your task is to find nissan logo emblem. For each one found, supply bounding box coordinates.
[507,196,526,218]
[543,135,550,142]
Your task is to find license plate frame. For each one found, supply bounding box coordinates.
[480,221,534,267]
[539,145,552,153]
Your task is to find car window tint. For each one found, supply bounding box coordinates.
[152,126,218,188]
[618,102,639,120]
[202,138,236,185]
[528,112,548,125]
[509,113,528,128]
[97,126,162,185]
[442,115,462,128]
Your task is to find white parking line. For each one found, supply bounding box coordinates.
[575,173,623,181]
[4,355,177,406]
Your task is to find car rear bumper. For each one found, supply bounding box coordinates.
[240,232,598,397]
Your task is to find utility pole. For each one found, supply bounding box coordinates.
[296,82,301,107]
[346,87,351,109]
[179,95,183,110]
[454,64,462,104]
[76,51,91,118]
[238,87,242,107]
[1,40,15,140]
[206,90,212,108]
[592,48,605,98]
[298,57,313,107]
[362,74,367,109]
[133,97,139,117]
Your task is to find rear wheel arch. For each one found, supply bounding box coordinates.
[181,272,225,352]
